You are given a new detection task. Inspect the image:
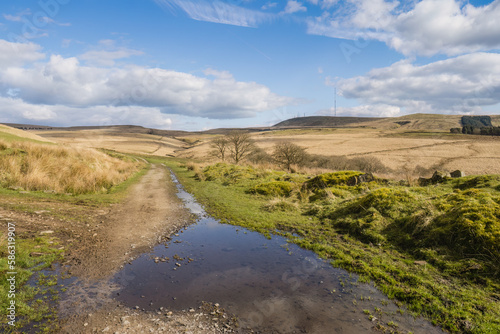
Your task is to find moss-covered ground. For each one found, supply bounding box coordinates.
[165,160,500,334]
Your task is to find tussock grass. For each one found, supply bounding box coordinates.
[0,140,143,194]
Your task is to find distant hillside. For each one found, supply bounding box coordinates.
[273,114,500,131]
[274,116,383,128]
[4,123,190,137]
[0,124,55,143]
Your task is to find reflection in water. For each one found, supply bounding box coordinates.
[113,171,444,333]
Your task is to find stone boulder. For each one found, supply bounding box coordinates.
[418,171,451,186]
[450,170,466,178]
[430,171,451,183]
[346,173,375,186]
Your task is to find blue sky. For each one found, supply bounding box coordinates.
[0,0,499,130]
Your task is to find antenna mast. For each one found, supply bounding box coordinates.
[334,87,337,117]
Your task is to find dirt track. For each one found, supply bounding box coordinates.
[66,163,191,280]
[1,164,237,333]
[59,164,238,333]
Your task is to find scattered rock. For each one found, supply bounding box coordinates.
[431,170,450,183]
[30,252,45,257]
[419,170,451,185]
[346,173,375,186]
[451,170,466,178]
[40,230,54,234]
[414,260,427,266]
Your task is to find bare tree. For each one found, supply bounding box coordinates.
[210,136,228,161]
[272,141,307,171]
[226,130,255,164]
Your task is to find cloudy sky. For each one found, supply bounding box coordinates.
[0,0,499,130]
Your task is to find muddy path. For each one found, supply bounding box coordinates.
[57,164,236,333]
[65,163,191,280]
[1,163,233,333]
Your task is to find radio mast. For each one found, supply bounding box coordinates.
[334,87,337,117]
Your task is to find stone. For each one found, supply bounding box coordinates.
[30,252,45,257]
[430,171,450,184]
[346,173,375,186]
[450,170,466,178]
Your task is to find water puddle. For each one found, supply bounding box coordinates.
[111,171,445,333]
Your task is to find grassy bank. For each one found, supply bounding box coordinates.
[0,131,150,332]
[165,160,500,334]
[0,139,143,195]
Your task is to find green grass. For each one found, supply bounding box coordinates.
[0,232,63,332]
[0,129,53,145]
[164,159,500,334]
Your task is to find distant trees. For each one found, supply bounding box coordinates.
[450,116,500,136]
[461,115,492,128]
[454,125,500,136]
[210,136,228,161]
[272,141,308,171]
[226,130,255,164]
[210,130,255,164]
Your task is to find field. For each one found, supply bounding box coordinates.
[175,128,500,177]
[2,113,500,333]
[37,127,188,157]
[31,114,500,179]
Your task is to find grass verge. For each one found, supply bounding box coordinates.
[0,229,64,332]
[164,159,500,334]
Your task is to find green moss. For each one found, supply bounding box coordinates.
[202,163,265,185]
[248,181,293,197]
[453,175,500,191]
[426,189,500,269]
[305,171,364,189]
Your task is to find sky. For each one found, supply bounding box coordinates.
[0,0,499,130]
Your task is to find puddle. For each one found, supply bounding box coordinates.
[111,171,445,333]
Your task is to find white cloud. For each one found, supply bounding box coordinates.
[3,14,23,22]
[336,53,500,115]
[80,39,144,66]
[307,0,500,56]
[262,2,278,10]
[0,96,173,128]
[3,9,31,22]
[282,1,307,14]
[0,40,296,122]
[0,40,46,68]
[153,0,272,27]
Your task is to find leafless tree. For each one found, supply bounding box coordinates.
[226,130,255,164]
[210,136,228,161]
[272,141,307,171]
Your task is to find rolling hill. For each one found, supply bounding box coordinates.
[274,113,500,131]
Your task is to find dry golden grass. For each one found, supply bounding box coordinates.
[179,128,500,178]
[0,140,143,194]
[36,129,188,156]
[0,124,55,143]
